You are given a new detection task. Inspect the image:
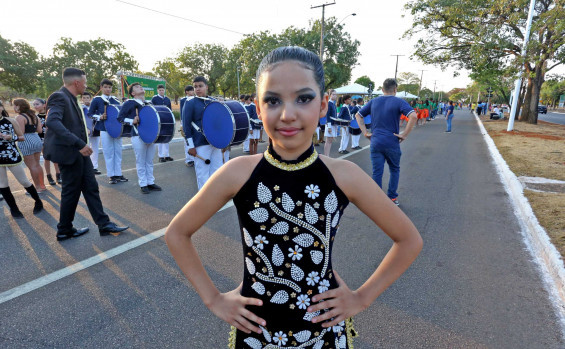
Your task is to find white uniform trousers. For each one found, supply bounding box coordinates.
[132,136,156,187]
[223,149,230,164]
[183,142,195,163]
[100,131,123,177]
[194,144,223,190]
[89,136,100,170]
[158,143,170,158]
[243,135,250,151]
[351,134,361,148]
[338,127,350,151]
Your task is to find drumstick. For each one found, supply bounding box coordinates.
[194,154,211,164]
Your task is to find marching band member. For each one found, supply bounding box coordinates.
[180,85,195,167]
[80,92,102,175]
[182,76,222,190]
[245,95,261,155]
[88,78,128,184]
[350,98,362,150]
[152,84,173,163]
[323,89,338,156]
[337,94,352,154]
[118,83,162,194]
[240,94,250,153]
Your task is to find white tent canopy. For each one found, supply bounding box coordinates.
[396,91,419,99]
[334,83,383,96]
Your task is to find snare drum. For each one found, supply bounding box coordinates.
[330,117,351,127]
[202,101,250,149]
[105,105,133,138]
[137,105,176,144]
[83,106,93,134]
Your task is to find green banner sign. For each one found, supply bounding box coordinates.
[118,72,166,99]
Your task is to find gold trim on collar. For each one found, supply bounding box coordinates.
[263,148,318,171]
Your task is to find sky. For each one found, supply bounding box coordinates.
[2,0,474,93]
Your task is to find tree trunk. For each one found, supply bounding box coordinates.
[516,78,533,121]
[524,63,546,124]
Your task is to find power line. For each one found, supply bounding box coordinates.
[115,0,247,36]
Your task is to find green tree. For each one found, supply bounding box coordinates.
[404,0,565,124]
[153,58,185,103]
[0,35,41,94]
[177,43,227,95]
[540,75,565,107]
[397,72,420,95]
[354,75,374,88]
[43,37,138,95]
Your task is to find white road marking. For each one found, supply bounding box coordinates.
[0,146,371,305]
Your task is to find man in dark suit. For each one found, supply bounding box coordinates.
[45,67,129,241]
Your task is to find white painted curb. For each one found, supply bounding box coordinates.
[475,113,565,336]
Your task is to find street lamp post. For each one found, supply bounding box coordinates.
[236,66,240,98]
[391,55,404,80]
[312,1,336,62]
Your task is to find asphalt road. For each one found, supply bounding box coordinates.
[0,110,563,348]
[539,111,565,125]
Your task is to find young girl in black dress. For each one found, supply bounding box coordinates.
[166,47,422,348]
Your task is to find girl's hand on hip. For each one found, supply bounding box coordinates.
[307,271,366,328]
[208,283,266,334]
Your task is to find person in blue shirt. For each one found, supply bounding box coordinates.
[151,84,173,163]
[118,83,162,194]
[182,76,222,190]
[356,78,417,206]
[180,85,195,167]
[88,78,127,185]
[445,100,455,132]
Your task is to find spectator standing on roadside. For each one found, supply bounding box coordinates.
[445,100,455,133]
[355,78,417,206]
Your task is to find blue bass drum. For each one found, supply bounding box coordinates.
[319,116,327,126]
[202,101,250,149]
[138,105,176,144]
[105,105,133,138]
[350,117,359,129]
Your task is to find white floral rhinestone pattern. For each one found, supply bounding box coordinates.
[251,282,265,295]
[296,294,310,309]
[273,331,288,346]
[249,208,269,223]
[291,263,305,281]
[303,310,320,321]
[331,211,340,228]
[244,337,262,349]
[306,271,320,286]
[310,250,323,265]
[305,184,320,199]
[293,234,314,248]
[270,290,289,304]
[272,244,284,266]
[324,190,338,213]
[282,192,295,212]
[260,326,271,342]
[305,203,319,224]
[294,330,312,343]
[245,257,255,275]
[254,234,269,250]
[268,221,289,235]
[243,228,253,247]
[288,245,303,261]
[257,182,272,203]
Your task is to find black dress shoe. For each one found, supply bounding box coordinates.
[117,176,128,182]
[11,209,24,219]
[109,177,118,184]
[165,157,174,161]
[140,186,150,194]
[93,169,102,175]
[99,222,129,236]
[57,227,89,241]
[147,184,162,191]
[159,157,166,163]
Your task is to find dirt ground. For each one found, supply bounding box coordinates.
[481,116,565,257]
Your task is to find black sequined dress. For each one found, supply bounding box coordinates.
[230,144,357,349]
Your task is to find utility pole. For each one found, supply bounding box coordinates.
[391,55,404,80]
[417,69,426,98]
[312,1,336,63]
[236,66,240,98]
[508,0,536,131]
[433,80,437,100]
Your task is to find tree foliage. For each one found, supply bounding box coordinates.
[404,0,565,124]
[0,35,41,94]
[354,75,374,88]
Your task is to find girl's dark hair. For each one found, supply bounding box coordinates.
[13,98,37,125]
[128,83,141,97]
[34,98,46,105]
[0,101,8,118]
[256,46,325,94]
